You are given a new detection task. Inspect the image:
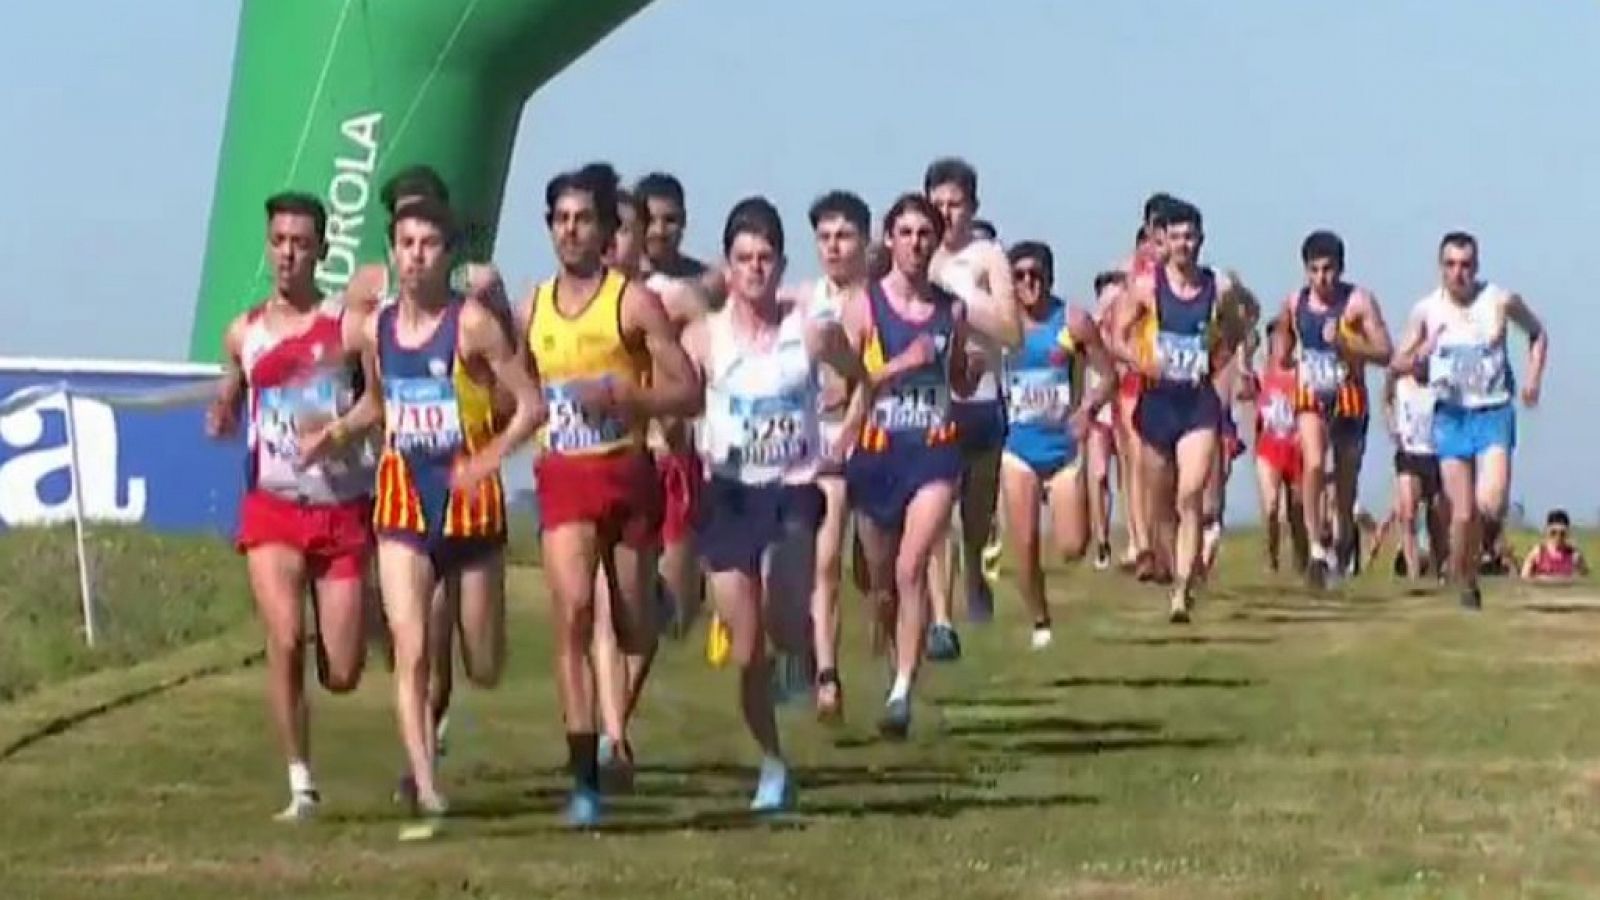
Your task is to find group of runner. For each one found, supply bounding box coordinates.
[206,157,1549,839]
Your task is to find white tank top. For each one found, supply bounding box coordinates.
[1393,375,1437,455]
[936,239,1003,404]
[241,298,371,503]
[700,304,822,485]
[1416,283,1514,410]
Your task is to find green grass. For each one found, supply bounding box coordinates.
[0,527,251,701]
[4,533,1600,897]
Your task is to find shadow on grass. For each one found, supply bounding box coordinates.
[1050,675,1258,690]
[1524,602,1600,615]
[1227,609,1379,625]
[936,694,1061,710]
[977,733,1241,757]
[1096,634,1276,647]
[944,715,1163,739]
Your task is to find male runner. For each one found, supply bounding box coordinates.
[999,241,1114,648]
[923,157,1020,659]
[1110,200,1250,621]
[1391,231,1547,609]
[683,196,865,810]
[1280,230,1393,587]
[1520,510,1586,582]
[344,165,516,761]
[1116,194,1178,575]
[207,193,372,821]
[519,163,700,826]
[844,193,981,737]
[1381,365,1445,580]
[589,184,709,784]
[1252,320,1309,573]
[302,197,543,841]
[786,189,872,721]
[1085,271,1127,569]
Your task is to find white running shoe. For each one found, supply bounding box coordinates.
[273,790,320,823]
[1030,627,1053,650]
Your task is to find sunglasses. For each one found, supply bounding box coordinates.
[1549,527,1569,538]
[1012,268,1044,284]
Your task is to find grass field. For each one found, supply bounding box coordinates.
[4,532,1600,898]
[0,527,250,701]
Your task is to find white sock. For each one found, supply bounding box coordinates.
[1310,541,1328,563]
[887,673,912,705]
[288,761,315,796]
[760,755,787,779]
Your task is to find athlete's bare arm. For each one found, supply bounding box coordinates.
[1069,307,1116,416]
[452,299,546,487]
[620,282,702,419]
[343,263,388,317]
[948,301,980,398]
[1505,291,1548,406]
[1389,307,1432,375]
[1342,289,1394,365]
[962,242,1022,350]
[300,315,384,464]
[658,277,712,329]
[1381,370,1400,435]
[206,312,251,438]
[1110,276,1156,374]
[805,319,867,385]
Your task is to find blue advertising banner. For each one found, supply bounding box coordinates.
[0,359,244,535]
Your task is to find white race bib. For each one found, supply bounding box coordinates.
[544,380,628,453]
[1006,368,1072,427]
[385,377,463,457]
[1156,332,1208,384]
[731,391,810,467]
[1429,344,1504,402]
[873,376,949,433]
[1298,348,1348,395]
[258,378,342,465]
[1261,394,1296,438]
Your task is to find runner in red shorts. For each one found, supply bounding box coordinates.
[1251,320,1308,572]
[207,192,374,823]
[519,163,700,828]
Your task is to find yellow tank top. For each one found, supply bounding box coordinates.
[529,268,647,456]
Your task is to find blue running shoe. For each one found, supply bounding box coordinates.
[565,786,602,829]
[878,696,912,741]
[925,623,961,662]
[750,759,794,813]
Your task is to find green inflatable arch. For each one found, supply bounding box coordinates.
[188,0,652,362]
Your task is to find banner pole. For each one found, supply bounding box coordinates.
[60,386,99,647]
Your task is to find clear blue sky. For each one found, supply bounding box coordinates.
[1,0,1594,520]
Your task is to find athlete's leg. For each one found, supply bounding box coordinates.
[1200,443,1227,575]
[541,521,605,818]
[245,545,315,814]
[1332,431,1365,571]
[310,566,366,693]
[854,515,900,657]
[425,578,457,744]
[710,567,779,757]
[998,455,1046,639]
[1438,458,1480,602]
[1296,413,1333,584]
[375,540,444,822]
[883,480,957,737]
[1395,471,1423,580]
[1171,427,1218,617]
[1255,459,1284,571]
[765,502,818,698]
[1086,426,1115,566]
[1047,460,1090,563]
[1474,446,1512,546]
[1118,391,1151,565]
[605,539,661,727]
[590,569,630,766]
[810,476,848,719]
[454,550,506,688]
[1139,439,1177,580]
[1285,483,1310,572]
[959,443,1003,615]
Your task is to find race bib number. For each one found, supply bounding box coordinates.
[545,381,626,453]
[1298,348,1348,395]
[731,392,810,467]
[1429,344,1505,402]
[1006,368,1071,426]
[1261,394,1296,438]
[385,377,463,457]
[873,377,948,432]
[1156,332,1208,384]
[257,378,342,463]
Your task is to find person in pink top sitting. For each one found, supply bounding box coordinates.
[1520,510,1589,582]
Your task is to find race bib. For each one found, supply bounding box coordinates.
[731,391,810,467]
[1156,332,1208,384]
[257,378,342,464]
[1429,344,1504,402]
[545,380,627,454]
[1261,394,1296,438]
[1006,368,1072,426]
[873,376,948,432]
[385,377,464,457]
[1298,348,1348,395]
